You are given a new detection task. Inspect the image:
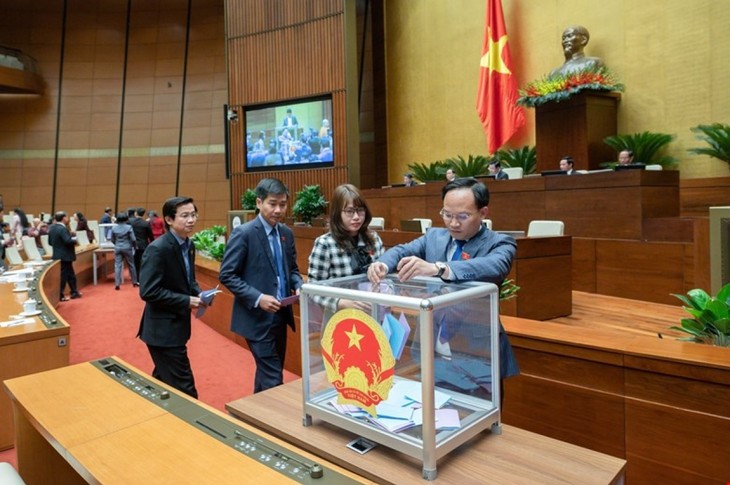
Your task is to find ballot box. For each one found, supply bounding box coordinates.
[299,274,501,480]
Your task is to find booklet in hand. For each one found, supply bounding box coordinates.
[196,286,222,318]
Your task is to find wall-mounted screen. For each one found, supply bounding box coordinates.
[245,95,333,172]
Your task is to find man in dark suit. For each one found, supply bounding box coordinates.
[138,196,202,398]
[130,207,154,278]
[219,178,303,393]
[488,160,509,180]
[48,211,82,301]
[559,155,581,175]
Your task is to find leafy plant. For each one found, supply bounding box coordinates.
[500,279,520,301]
[518,65,624,108]
[687,123,730,167]
[444,154,491,177]
[670,284,730,347]
[292,185,327,224]
[497,145,537,175]
[407,160,449,182]
[603,131,677,168]
[191,225,227,261]
[240,188,257,210]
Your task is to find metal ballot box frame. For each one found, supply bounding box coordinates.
[300,274,501,481]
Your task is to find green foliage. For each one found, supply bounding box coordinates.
[500,279,520,301]
[687,123,730,166]
[670,283,730,347]
[603,131,677,168]
[240,189,257,210]
[191,225,227,262]
[496,145,537,175]
[292,185,327,224]
[407,160,449,182]
[444,155,491,177]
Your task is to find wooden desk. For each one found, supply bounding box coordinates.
[0,267,70,451]
[3,359,371,484]
[226,380,626,484]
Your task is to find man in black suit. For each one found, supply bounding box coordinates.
[488,160,509,180]
[559,155,581,175]
[138,196,202,398]
[219,178,303,393]
[48,211,82,301]
[130,207,154,278]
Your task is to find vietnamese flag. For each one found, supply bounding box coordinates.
[476,0,525,154]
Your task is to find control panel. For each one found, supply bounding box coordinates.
[92,358,361,484]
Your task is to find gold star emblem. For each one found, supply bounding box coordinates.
[480,28,511,75]
[345,324,364,351]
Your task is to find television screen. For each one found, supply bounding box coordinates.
[244,95,334,172]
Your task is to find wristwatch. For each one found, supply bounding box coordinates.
[434,261,448,278]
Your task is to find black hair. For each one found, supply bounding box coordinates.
[13,208,29,228]
[561,156,574,167]
[442,177,489,208]
[54,211,67,222]
[488,160,502,169]
[136,207,146,217]
[255,178,289,201]
[161,196,197,230]
[116,212,129,223]
[127,207,137,217]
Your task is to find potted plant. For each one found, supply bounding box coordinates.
[240,188,257,210]
[444,155,491,177]
[292,185,327,225]
[191,225,227,262]
[687,123,730,168]
[670,283,730,347]
[407,160,449,182]
[497,145,537,175]
[603,131,677,168]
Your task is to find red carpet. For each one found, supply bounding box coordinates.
[0,270,297,468]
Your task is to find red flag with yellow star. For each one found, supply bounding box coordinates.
[476,0,525,153]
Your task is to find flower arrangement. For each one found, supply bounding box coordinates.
[517,66,623,108]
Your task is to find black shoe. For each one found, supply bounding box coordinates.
[133,282,139,287]
[70,292,82,299]
[115,286,120,290]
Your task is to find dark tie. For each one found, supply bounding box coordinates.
[270,229,287,299]
[451,240,466,261]
[181,240,191,282]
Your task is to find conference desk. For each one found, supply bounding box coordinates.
[226,379,626,484]
[0,265,70,451]
[3,358,371,484]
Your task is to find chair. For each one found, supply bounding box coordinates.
[527,220,565,237]
[0,462,25,485]
[411,218,432,234]
[482,219,492,230]
[41,234,53,257]
[5,246,24,266]
[22,237,43,261]
[369,217,385,230]
[75,230,90,247]
[645,164,663,171]
[502,167,524,179]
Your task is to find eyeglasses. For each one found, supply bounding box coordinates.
[177,212,198,220]
[439,209,474,223]
[342,208,366,217]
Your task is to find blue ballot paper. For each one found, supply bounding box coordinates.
[382,312,410,360]
[196,286,222,318]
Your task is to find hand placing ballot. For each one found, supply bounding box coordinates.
[196,286,223,317]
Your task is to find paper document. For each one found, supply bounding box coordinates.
[196,286,223,318]
[0,318,36,328]
[279,294,300,307]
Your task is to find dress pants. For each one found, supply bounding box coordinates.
[146,344,198,398]
[246,311,288,393]
[114,248,138,286]
[60,260,79,297]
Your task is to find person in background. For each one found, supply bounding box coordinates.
[131,207,154,278]
[74,212,95,242]
[308,184,384,315]
[148,210,165,239]
[11,207,30,243]
[219,178,303,393]
[100,207,113,224]
[559,156,581,175]
[445,168,456,182]
[111,212,138,290]
[488,160,509,180]
[138,196,202,398]
[281,108,298,129]
[403,173,417,187]
[618,149,635,166]
[48,211,82,301]
[319,118,330,138]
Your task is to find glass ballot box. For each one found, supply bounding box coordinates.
[300,274,501,480]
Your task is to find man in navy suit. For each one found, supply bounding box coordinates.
[219,178,303,393]
[368,178,519,384]
[49,211,82,301]
[138,196,202,398]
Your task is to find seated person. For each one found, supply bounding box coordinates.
[617,149,635,166]
[559,155,581,175]
[488,160,509,180]
[403,173,417,186]
[264,146,283,166]
[549,25,605,78]
[319,139,333,162]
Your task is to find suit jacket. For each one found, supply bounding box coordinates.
[48,222,76,262]
[377,226,520,378]
[138,231,201,347]
[219,216,303,341]
[495,170,509,180]
[130,217,154,251]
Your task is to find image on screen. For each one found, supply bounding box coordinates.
[245,95,333,172]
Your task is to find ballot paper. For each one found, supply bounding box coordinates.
[195,286,223,317]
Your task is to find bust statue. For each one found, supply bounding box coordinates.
[549,25,605,78]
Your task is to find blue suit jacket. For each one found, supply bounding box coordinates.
[377,226,519,378]
[219,216,303,341]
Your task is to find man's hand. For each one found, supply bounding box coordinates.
[396,256,437,281]
[259,294,282,313]
[337,298,372,312]
[367,262,388,284]
[189,296,201,308]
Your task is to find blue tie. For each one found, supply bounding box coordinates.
[451,240,466,261]
[270,229,287,299]
[181,240,191,282]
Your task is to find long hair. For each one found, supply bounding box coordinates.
[14,208,29,228]
[329,184,375,250]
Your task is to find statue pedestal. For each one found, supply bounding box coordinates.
[535,91,621,172]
